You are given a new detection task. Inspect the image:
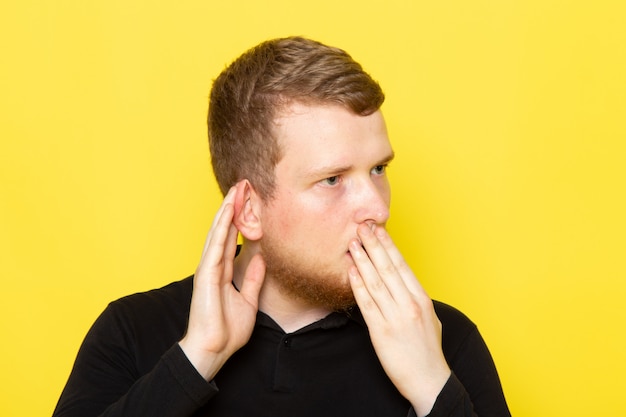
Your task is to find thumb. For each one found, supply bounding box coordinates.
[239,254,266,307]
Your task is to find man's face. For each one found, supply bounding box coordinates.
[259,102,394,310]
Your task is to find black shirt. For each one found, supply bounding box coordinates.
[53,276,510,417]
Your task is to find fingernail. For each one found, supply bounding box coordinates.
[358,223,372,235]
[348,266,359,281]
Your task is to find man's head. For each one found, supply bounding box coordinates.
[210,37,392,311]
[208,36,385,200]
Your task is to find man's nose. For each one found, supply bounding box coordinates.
[353,179,390,225]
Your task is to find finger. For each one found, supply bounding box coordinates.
[200,186,237,259]
[371,226,428,299]
[356,224,412,305]
[239,254,266,309]
[198,204,234,269]
[348,237,392,313]
[221,222,239,283]
[348,265,384,323]
[197,190,237,276]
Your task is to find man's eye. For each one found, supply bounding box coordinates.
[323,176,340,186]
[371,164,387,175]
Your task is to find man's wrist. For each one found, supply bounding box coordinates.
[408,369,451,417]
[178,339,227,381]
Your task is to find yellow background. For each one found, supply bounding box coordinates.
[1,1,625,416]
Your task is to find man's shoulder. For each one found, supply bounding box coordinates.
[78,276,195,376]
[432,300,476,330]
[106,275,194,321]
[432,300,480,357]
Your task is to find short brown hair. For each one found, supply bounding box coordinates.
[208,36,385,198]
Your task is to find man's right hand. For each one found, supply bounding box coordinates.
[179,186,266,380]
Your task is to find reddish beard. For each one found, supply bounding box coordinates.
[260,236,356,312]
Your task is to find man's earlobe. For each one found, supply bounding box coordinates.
[232,180,263,241]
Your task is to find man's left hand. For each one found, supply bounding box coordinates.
[348,223,451,417]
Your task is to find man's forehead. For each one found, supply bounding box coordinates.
[270,103,392,173]
[272,101,341,127]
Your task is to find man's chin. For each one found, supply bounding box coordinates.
[271,269,355,312]
[261,241,356,310]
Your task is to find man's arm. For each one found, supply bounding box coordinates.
[54,186,265,416]
[53,320,218,417]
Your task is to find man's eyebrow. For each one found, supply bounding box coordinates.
[377,151,395,166]
[303,151,395,179]
[369,151,396,170]
[302,164,354,179]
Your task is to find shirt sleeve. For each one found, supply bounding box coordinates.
[426,373,479,417]
[405,373,475,417]
[53,303,218,417]
[406,370,508,417]
[406,324,510,417]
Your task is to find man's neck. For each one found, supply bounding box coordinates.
[233,244,332,333]
[257,279,332,333]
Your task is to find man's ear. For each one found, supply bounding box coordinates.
[232,180,263,241]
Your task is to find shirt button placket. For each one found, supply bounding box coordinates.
[273,335,293,392]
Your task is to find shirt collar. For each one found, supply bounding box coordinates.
[256,305,367,334]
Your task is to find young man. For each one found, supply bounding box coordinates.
[54,37,510,417]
